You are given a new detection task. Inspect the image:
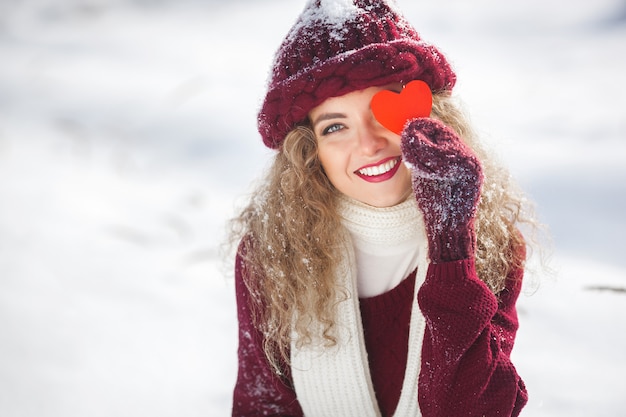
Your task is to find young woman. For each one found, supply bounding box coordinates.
[229,1,537,415]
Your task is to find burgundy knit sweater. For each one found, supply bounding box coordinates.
[232,252,528,416]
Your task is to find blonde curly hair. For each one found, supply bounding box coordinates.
[229,92,540,375]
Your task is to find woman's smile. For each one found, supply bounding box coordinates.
[355,156,402,182]
[309,84,412,208]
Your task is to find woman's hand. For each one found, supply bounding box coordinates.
[400,118,483,263]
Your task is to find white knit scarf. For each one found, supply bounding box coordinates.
[291,197,430,416]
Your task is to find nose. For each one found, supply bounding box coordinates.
[357,115,388,156]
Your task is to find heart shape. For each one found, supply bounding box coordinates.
[371,80,433,135]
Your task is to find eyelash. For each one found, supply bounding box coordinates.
[322,123,344,136]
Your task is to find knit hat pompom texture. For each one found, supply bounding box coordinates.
[258,0,456,149]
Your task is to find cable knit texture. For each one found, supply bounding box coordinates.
[417,259,528,416]
[258,0,456,149]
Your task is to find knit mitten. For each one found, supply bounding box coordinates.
[400,118,483,263]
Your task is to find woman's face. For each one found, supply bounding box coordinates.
[309,84,412,208]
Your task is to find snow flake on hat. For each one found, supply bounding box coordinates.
[287,0,402,42]
[287,0,359,43]
[319,0,360,24]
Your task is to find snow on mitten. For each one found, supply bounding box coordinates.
[400,118,484,263]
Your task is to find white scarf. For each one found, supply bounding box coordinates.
[339,196,424,297]
[291,197,430,416]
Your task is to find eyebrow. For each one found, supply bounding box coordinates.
[311,112,346,129]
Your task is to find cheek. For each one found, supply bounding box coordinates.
[317,144,347,178]
[399,163,413,188]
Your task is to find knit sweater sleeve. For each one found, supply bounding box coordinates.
[417,255,528,416]
[232,249,303,417]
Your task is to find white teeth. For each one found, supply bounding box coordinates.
[358,159,397,176]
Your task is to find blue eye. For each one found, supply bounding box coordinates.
[322,123,344,135]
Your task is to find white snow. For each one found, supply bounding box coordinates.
[0,0,625,416]
[286,0,360,44]
[318,0,360,25]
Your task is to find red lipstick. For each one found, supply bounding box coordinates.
[354,156,402,183]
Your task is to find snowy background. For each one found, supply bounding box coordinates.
[0,0,625,416]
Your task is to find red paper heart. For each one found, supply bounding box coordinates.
[371,80,433,135]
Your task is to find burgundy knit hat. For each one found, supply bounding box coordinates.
[258,0,456,149]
